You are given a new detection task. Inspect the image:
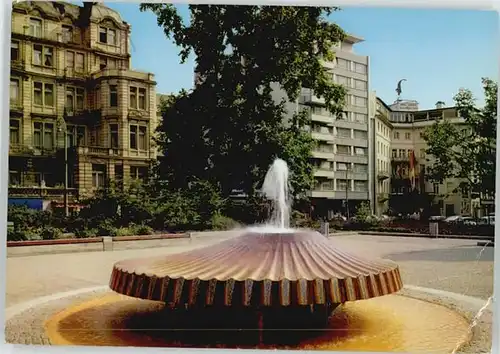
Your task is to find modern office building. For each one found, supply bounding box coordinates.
[298,34,371,218]
[373,96,475,217]
[9,2,157,210]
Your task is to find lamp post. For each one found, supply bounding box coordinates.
[58,121,69,217]
[345,166,351,219]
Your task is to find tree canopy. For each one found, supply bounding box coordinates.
[140,4,347,199]
[423,78,497,199]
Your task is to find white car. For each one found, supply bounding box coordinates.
[479,216,495,226]
[444,215,462,223]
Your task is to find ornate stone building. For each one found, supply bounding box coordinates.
[9,2,157,210]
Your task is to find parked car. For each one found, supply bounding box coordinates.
[429,215,446,222]
[478,216,495,226]
[443,215,463,223]
[461,217,477,226]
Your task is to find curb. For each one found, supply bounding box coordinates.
[357,231,493,241]
[477,241,495,247]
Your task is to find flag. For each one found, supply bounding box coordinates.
[409,150,416,191]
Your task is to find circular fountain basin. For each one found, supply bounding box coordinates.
[44,292,470,352]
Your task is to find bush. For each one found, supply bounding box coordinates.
[96,220,118,236]
[75,228,98,238]
[211,214,240,231]
[7,227,42,241]
[132,224,154,235]
[291,210,321,230]
[115,227,134,237]
[40,226,63,240]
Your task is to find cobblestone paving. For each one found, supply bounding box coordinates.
[5,234,494,308]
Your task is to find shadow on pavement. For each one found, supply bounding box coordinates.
[385,245,494,263]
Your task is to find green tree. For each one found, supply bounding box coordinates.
[141,4,347,199]
[423,78,497,200]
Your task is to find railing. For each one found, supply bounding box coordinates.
[8,186,77,198]
[77,146,122,157]
[10,59,25,70]
[9,144,57,156]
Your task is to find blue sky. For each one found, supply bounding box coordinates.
[100,3,498,110]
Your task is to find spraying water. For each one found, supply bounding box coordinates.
[261,158,291,230]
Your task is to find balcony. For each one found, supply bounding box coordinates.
[10,59,25,71]
[314,169,335,178]
[77,146,123,158]
[59,68,88,82]
[300,92,325,105]
[8,186,77,200]
[9,144,57,157]
[311,113,334,125]
[311,190,368,200]
[335,171,368,181]
[377,170,390,180]
[91,68,155,83]
[312,150,334,160]
[311,131,334,143]
[392,155,418,163]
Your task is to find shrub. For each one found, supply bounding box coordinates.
[40,226,63,240]
[211,214,240,231]
[115,227,134,237]
[96,220,118,237]
[75,228,98,238]
[132,224,154,235]
[7,229,28,241]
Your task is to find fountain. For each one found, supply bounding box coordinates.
[37,159,472,351]
[108,158,403,342]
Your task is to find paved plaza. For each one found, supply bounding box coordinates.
[5,234,494,308]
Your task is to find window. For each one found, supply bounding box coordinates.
[100,56,107,70]
[420,148,426,158]
[354,180,368,192]
[130,166,148,181]
[65,87,85,112]
[130,124,147,150]
[10,79,19,103]
[336,162,348,171]
[92,164,106,189]
[75,53,84,72]
[99,27,116,45]
[336,58,349,70]
[33,82,54,107]
[393,131,400,139]
[129,87,137,109]
[405,132,411,140]
[11,41,19,61]
[109,85,118,107]
[66,51,74,70]
[138,88,146,109]
[433,183,440,194]
[66,125,86,147]
[109,124,119,149]
[337,145,350,155]
[354,79,367,90]
[354,62,367,74]
[398,149,406,157]
[336,75,349,86]
[9,171,21,186]
[353,96,367,107]
[353,113,367,123]
[29,18,42,37]
[33,44,54,67]
[337,128,351,138]
[353,130,367,140]
[353,164,368,173]
[62,25,73,43]
[33,122,54,150]
[355,147,366,156]
[115,165,124,181]
[130,87,147,110]
[392,149,397,158]
[10,120,20,145]
[336,179,348,191]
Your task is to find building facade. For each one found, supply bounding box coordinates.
[373,97,473,217]
[300,35,371,218]
[9,2,157,210]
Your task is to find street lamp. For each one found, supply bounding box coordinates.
[345,165,351,219]
[58,120,69,217]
